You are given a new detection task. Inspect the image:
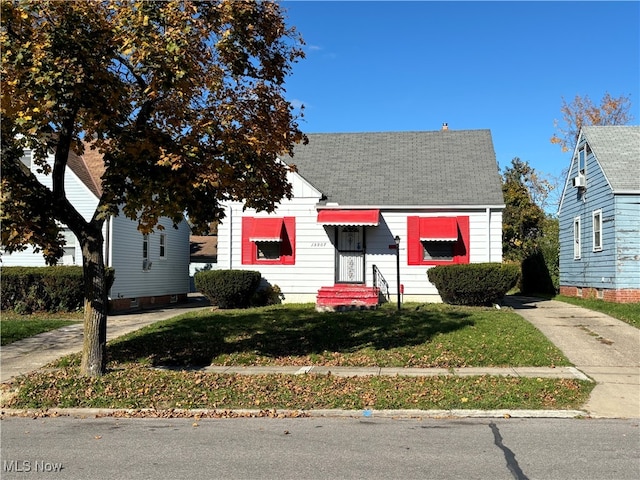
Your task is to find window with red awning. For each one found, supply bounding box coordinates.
[241,217,295,265]
[407,216,469,265]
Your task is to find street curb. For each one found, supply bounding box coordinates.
[0,407,590,419]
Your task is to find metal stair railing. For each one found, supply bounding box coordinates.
[372,264,390,303]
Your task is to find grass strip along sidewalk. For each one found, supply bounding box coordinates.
[1,311,81,346]
[1,303,593,413]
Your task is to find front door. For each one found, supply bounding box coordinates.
[336,226,365,283]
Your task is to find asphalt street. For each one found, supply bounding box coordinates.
[2,295,639,479]
[2,416,639,480]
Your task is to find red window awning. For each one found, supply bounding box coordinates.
[317,209,380,226]
[249,218,284,242]
[419,217,459,241]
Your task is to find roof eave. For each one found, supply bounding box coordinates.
[612,190,640,195]
[316,204,506,210]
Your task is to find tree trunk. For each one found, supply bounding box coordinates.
[80,226,108,377]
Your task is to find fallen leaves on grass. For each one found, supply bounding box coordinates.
[1,366,593,412]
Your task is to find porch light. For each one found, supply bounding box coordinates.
[394,236,401,311]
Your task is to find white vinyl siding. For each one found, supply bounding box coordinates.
[109,215,190,300]
[217,171,504,303]
[0,150,98,267]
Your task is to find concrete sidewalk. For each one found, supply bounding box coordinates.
[1,295,212,383]
[1,294,638,418]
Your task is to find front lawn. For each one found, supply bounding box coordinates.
[2,303,593,412]
[101,302,571,368]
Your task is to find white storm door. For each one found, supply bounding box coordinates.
[336,226,365,283]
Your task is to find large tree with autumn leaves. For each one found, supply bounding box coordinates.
[1,0,306,376]
[550,92,634,152]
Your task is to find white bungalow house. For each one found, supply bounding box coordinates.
[217,127,505,309]
[1,146,191,312]
[558,125,640,303]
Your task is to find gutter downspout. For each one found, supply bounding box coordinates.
[104,216,111,267]
[228,204,233,270]
[104,216,112,298]
[486,207,492,262]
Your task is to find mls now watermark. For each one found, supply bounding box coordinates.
[3,460,63,473]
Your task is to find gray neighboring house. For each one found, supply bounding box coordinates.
[558,125,640,303]
[216,127,505,309]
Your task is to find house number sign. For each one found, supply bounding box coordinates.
[311,242,327,247]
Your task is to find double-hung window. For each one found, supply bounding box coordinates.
[578,146,587,176]
[61,228,77,265]
[592,210,602,252]
[159,234,167,259]
[573,216,581,260]
[142,234,150,270]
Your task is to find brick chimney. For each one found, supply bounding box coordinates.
[442,122,448,131]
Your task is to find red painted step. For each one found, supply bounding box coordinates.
[316,284,381,311]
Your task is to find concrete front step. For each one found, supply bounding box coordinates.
[316,285,380,311]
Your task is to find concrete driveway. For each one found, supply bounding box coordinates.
[504,296,640,418]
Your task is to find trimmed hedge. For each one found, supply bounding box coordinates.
[0,266,116,313]
[427,263,520,306]
[194,269,262,309]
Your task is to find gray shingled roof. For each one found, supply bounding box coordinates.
[581,126,640,192]
[288,130,504,206]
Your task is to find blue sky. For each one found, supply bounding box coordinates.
[280,1,640,186]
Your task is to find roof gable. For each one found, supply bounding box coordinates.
[66,143,105,198]
[582,125,640,193]
[288,130,504,207]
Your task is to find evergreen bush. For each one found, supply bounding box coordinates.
[251,283,284,307]
[427,263,520,306]
[1,266,115,313]
[194,269,262,309]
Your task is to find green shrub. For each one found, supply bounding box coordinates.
[194,269,262,309]
[251,283,284,307]
[1,266,115,313]
[427,263,520,306]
